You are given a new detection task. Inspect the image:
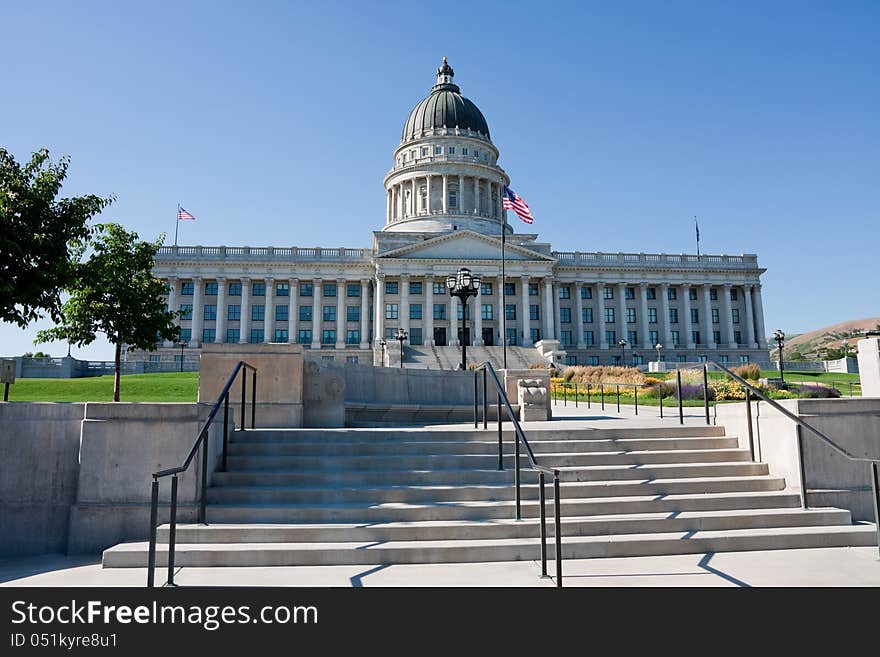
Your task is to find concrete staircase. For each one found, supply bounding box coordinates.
[404,345,543,370]
[102,424,876,569]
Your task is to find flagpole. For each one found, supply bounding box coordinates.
[174,204,180,248]
[694,215,700,259]
[500,180,507,370]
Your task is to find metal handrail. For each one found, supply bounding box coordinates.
[473,361,563,587]
[146,360,258,587]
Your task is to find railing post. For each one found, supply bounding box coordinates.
[616,385,620,413]
[659,384,664,418]
[563,383,567,407]
[574,382,578,408]
[634,385,638,415]
[601,384,605,410]
[795,425,808,509]
[677,370,684,425]
[146,478,159,588]
[473,371,478,429]
[514,430,522,520]
[167,474,178,586]
[539,472,548,578]
[240,367,247,430]
[703,364,710,425]
[871,462,880,559]
[745,388,755,461]
[200,430,209,524]
[222,393,229,472]
[554,470,562,588]
[497,393,503,471]
[587,383,591,409]
[482,368,488,430]
[251,369,256,429]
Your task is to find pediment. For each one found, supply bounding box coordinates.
[377,230,554,262]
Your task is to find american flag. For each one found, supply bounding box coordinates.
[177,207,196,221]
[502,186,534,224]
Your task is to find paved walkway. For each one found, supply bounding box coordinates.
[2,548,878,587]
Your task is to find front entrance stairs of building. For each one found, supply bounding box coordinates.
[397,345,543,370]
[102,423,877,575]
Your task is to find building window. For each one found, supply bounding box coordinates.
[649,330,659,345]
[506,328,517,346]
[346,330,360,344]
[276,282,289,297]
[203,304,216,321]
[531,328,542,343]
[346,355,360,364]
[720,354,729,364]
[322,330,336,344]
[298,329,312,344]
[179,329,191,343]
[456,304,470,320]
[529,304,540,321]
[691,308,699,324]
[205,282,218,296]
[252,305,265,322]
[712,308,720,324]
[603,287,613,300]
[667,288,677,301]
[583,330,594,345]
[249,329,263,344]
[299,306,312,322]
[409,281,422,295]
[347,306,360,322]
[692,330,701,345]
[671,330,680,346]
[735,330,742,344]
[276,305,289,322]
[385,328,397,340]
[433,282,446,295]
[274,329,288,342]
[323,283,337,297]
[505,304,517,320]
[689,288,698,301]
[713,330,721,344]
[433,303,446,320]
[677,355,687,363]
[481,304,493,320]
[449,190,457,208]
[739,355,750,364]
[669,308,678,324]
[560,307,571,323]
[202,328,215,343]
[624,287,635,300]
[503,282,515,296]
[409,328,423,345]
[529,283,539,296]
[225,329,239,344]
[699,354,708,363]
[710,288,718,301]
[447,146,455,155]
[410,304,422,320]
[605,330,616,344]
[583,308,593,323]
[559,286,570,299]
[323,306,336,322]
[461,147,468,156]
[480,282,493,296]
[227,305,240,321]
[590,356,600,366]
[561,330,573,346]
[648,308,657,324]
[347,283,360,297]
[732,309,740,324]
[581,286,592,300]
[566,355,577,366]
[252,282,265,297]
[604,308,615,323]
[228,282,241,296]
[181,282,194,296]
[421,147,428,157]
[179,304,192,319]
[731,288,738,301]
[434,146,442,155]
[628,330,638,345]
[385,303,398,320]
[646,287,656,300]
[385,281,398,295]
[299,282,313,297]
[626,308,636,324]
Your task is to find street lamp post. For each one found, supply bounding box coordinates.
[655,343,663,366]
[176,341,187,372]
[446,267,482,371]
[618,339,627,367]
[379,339,387,367]
[774,329,785,383]
[395,328,408,368]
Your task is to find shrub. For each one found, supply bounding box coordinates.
[560,366,646,386]
[792,384,841,399]
[528,363,549,369]
[732,363,761,380]
[660,380,713,401]
[711,379,746,401]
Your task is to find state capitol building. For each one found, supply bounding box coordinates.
[139,59,769,369]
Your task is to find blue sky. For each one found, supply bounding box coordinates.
[2,1,878,359]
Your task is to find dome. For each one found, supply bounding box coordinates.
[401,58,490,143]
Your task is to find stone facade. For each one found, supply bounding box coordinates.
[133,59,769,369]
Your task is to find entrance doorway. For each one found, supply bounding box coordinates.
[433,327,447,346]
[457,328,471,346]
[482,328,494,346]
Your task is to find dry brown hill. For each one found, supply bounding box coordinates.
[780,317,880,358]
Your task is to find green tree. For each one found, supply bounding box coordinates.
[0,148,112,326]
[36,223,179,401]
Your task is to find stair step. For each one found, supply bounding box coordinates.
[103,523,877,567]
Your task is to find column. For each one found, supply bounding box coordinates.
[682,284,694,349]
[191,277,203,347]
[574,282,585,348]
[474,280,483,346]
[659,283,672,348]
[597,282,608,349]
[215,277,227,343]
[497,183,503,219]
[264,277,275,343]
[449,294,459,346]
[360,279,370,348]
[458,175,464,214]
[426,176,432,214]
[752,284,768,348]
[520,275,531,346]
[442,175,448,213]
[743,284,756,348]
[616,282,626,350]
[165,276,178,347]
[411,178,417,215]
[638,283,650,349]
[335,278,346,348]
[496,275,505,346]
[542,277,554,341]
[703,283,716,349]
[374,274,385,344]
[474,177,480,214]
[311,278,322,349]
[400,183,406,218]
[400,274,410,333]
[552,282,560,342]
[722,283,736,348]
[386,189,392,223]
[239,278,250,343]
[288,278,299,344]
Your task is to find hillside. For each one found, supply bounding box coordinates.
[776,317,880,359]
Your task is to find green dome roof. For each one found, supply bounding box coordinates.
[401,58,490,143]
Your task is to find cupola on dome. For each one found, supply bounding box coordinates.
[401,58,491,143]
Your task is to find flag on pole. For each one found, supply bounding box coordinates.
[177,207,196,221]
[694,216,701,256]
[502,186,534,224]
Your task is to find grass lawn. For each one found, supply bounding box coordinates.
[5,372,199,402]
